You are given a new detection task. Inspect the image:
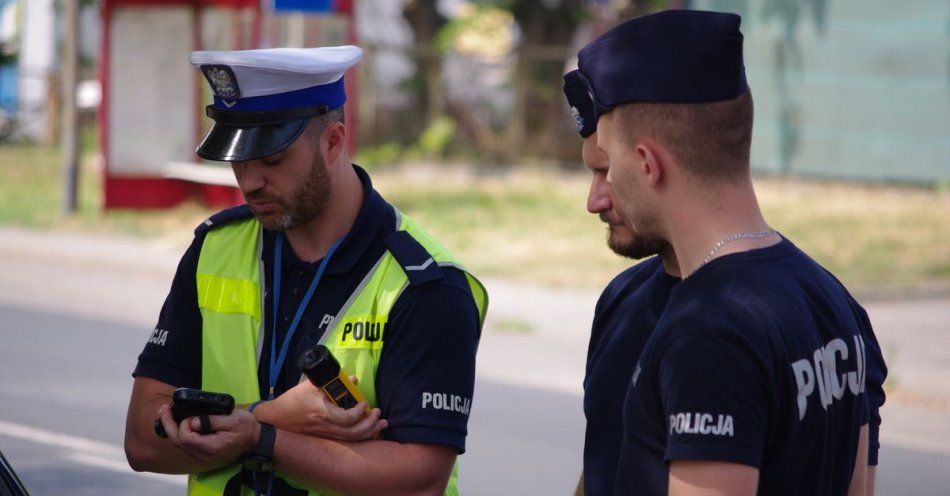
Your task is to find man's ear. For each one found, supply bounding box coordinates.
[635,139,664,188]
[324,122,347,163]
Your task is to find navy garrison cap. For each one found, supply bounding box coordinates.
[577,10,747,120]
[562,70,596,138]
[189,46,362,162]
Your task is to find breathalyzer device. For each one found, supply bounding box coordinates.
[298,344,370,414]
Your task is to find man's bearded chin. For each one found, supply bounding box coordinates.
[607,226,667,260]
[242,191,290,231]
[254,153,331,232]
[273,210,302,231]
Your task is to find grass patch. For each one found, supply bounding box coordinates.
[490,317,536,334]
[373,165,632,289]
[374,165,950,290]
[0,127,216,246]
[757,179,950,287]
[1,136,947,292]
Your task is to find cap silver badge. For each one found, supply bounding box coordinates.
[201,65,241,101]
[571,106,584,133]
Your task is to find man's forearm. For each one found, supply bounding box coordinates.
[124,376,245,475]
[847,425,870,496]
[274,429,456,496]
[125,395,232,474]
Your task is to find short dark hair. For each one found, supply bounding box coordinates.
[614,88,754,181]
[305,107,345,143]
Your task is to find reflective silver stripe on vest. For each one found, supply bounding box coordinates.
[255,226,266,366]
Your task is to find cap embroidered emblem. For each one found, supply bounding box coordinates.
[201,65,241,101]
[571,106,584,133]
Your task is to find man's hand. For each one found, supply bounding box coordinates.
[252,379,387,441]
[155,404,258,467]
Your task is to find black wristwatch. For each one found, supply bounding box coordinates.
[242,422,276,473]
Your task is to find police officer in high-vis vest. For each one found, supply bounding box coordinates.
[124,45,488,496]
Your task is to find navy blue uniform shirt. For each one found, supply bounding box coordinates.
[615,238,879,495]
[583,256,678,496]
[134,165,481,452]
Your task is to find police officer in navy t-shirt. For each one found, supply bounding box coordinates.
[562,69,681,496]
[124,46,487,496]
[572,10,887,495]
[562,66,886,496]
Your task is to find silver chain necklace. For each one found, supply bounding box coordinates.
[694,228,776,275]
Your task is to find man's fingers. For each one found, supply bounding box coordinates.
[344,407,386,439]
[157,404,179,441]
[352,408,387,440]
[328,400,367,424]
[320,402,387,440]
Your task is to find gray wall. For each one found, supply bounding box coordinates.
[696,0,950,184]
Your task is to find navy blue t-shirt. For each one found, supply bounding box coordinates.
[615,239,872,495]
[133,166,482,453]
[583,256,678,496]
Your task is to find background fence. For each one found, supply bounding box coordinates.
[355,0,949,185]
[2,0,948,185]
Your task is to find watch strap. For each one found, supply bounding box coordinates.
[242,422,276,473]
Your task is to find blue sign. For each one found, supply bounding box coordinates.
[272,0,332,13]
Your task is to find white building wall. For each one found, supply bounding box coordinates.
[18,0,54,142]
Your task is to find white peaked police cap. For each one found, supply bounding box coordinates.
[189,45,363,162]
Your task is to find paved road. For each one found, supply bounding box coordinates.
[2,304,948,495]
[0,302,586,495]
[1,226,948,494]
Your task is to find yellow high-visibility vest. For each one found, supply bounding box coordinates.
[189,212,487,496]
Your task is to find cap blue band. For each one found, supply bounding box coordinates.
[212,77,347,112]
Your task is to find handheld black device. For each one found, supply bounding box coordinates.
[298,345,369,414]
[154,388,235,438]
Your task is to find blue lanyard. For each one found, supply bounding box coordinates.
[267,232,344,400]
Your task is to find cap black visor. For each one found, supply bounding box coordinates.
[196,119,310,162]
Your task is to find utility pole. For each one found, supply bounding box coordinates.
[61,0,79,213]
